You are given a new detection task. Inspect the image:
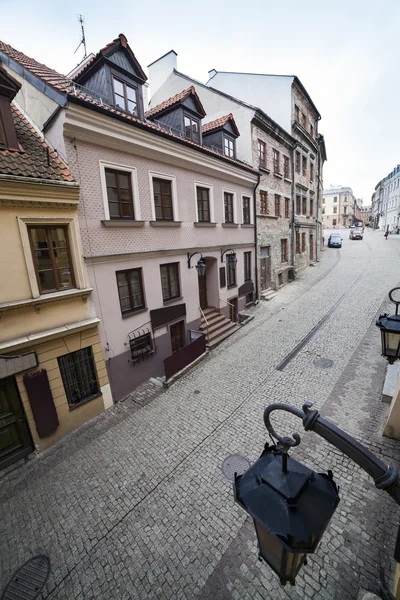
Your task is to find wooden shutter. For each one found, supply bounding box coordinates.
[23,369,59,437]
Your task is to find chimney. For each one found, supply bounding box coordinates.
[148,50,177,98]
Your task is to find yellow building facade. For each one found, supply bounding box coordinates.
[0,68,111,470]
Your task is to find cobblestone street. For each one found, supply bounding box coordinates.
[2,229,400,599]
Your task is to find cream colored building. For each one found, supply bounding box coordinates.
[0,66,110,470]
[322,186,356,228]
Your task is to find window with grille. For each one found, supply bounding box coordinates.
[260,190,268,215]
[160,263,180,301]
[284,156,290,179]
[242,197,251,224]
[244,251,251,281]
[273,149,280,174]
[275,194,281,217]
[105,169,134,219]
[28,226,75,294]
[153,178,173,221]
[129,332,154,365]
[113,77,137,115]
[258,140,267,168]
[226,254,237,287]
[197,187,210,222]
[58,347,99,407]
[281,239,288,262]
[285,198,290,219]
[116,268,145,315]
[224,192,234,223]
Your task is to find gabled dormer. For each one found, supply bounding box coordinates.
[0,64,21,151]
[71,33,147,120]
[145,86,206,143]
[202,114,240,159]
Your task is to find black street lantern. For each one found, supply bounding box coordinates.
[230,402,400,586]
[234,445,339,585]
[196,258,206,277]
[377,287,400,364]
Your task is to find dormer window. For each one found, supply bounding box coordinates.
[0,66,21,151]
[113,77,137,115]
[184,114,199,142]
[224,136,235,158]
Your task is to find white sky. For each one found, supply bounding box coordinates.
[2,0,399,205]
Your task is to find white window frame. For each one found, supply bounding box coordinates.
[17,216,87,299]
[241,193,253,224]
[194,181,214,223]
[99,160,141,221]
[149,171,179,222]
[222,188,237,224]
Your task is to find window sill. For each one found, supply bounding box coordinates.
[194,222,217,227]
[274,172,283,179]
[259,167,270,174]
[227,284,238,290]
[163,296,184,305]
[68,392,103,412]
[102,220,145,228]
[284,178,292,184]
[121,307,148,319]
[0,287,93,313]
[222,223,239,228]
[150,221,182,227]
[241,224,254,228]
[257,214,278,219]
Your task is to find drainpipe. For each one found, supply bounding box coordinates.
[253,171,261,301]
[315,147,321,262]
[290,144,297,271]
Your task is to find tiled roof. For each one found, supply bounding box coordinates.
[145,86,206,118]
[0,105,75,182]
[0,41,72,93]
[202,113,239,136]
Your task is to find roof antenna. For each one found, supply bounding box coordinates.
[74,14,87,60]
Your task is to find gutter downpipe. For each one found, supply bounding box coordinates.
[316,144,321,262]
[253,171,261,301]
[290,144,297,272]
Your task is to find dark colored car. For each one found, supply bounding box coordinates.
[327,233,342,248]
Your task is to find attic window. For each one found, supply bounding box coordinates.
[113,77,137,115]
[184,115,199,142]
[224,136,235,158]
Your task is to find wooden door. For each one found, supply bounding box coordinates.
[260,246,271,291]
[0,376,33,471]
[198,272,208,310]
[170,320,185,353]
[229,297,238,322]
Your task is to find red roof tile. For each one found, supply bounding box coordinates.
[202,113,240,136]
[0,105,75,182]
[145,86,206,118]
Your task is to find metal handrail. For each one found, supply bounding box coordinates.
[199,306,210,341]
[219,297,235,309]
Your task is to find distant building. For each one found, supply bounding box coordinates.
[360,206,371,226]
[322,186,356,228]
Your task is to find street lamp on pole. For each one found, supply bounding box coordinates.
[233,401,400,586]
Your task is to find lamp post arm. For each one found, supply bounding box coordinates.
[264,402,400,505]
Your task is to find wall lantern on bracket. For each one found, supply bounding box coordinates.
[187,252,206,277]
[376,287,400,364]
[221,249,238,265]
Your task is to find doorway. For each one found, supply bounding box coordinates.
[229,297,238,322]
[260,246,271,290]
[170,320,185,353]
[310,234,314,260]
[0,376,33,471]
[198,271,207,310]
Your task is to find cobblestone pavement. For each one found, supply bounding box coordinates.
[2,228,400,599]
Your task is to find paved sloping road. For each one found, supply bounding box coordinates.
[1,229,400,599]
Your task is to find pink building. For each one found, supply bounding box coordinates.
[1,35,258,400]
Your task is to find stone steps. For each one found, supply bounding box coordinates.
[199,307,239,347]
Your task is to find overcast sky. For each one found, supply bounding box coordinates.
[2,0,399,205]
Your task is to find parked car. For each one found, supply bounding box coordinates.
[349,229,363,240]
[328,233,342,248]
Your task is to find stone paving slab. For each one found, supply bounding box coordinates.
[1,230,400,599]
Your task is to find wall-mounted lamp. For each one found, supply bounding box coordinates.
[187,252,206,277]
[221,249,237,264]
